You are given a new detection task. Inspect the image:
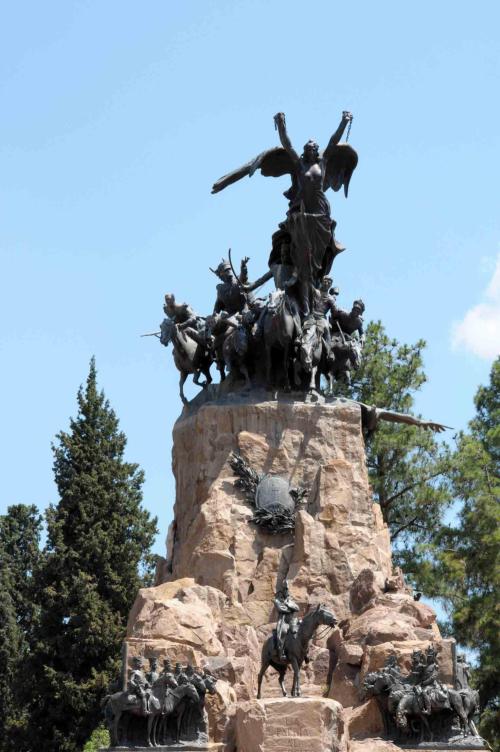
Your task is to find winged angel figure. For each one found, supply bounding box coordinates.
[212,111,358,316]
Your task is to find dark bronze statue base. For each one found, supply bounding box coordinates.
[396,736,488,749]
[103,745,223,751]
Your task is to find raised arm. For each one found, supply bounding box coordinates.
[323,111,353,161]
[273,112,300,167]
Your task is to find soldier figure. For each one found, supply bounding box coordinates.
[163,293,207,348]
[160,658,178,689]
[128,656,150,714]
[146,656,159,687]
[273,579,300,661]
[384,654,406,688]
[456,653,472,690]
[408,650,432,714]
[174,662,189,685]
[332,299,365,342]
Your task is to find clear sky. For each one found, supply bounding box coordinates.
[1,0,499,556]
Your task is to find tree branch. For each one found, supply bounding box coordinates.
[383,470,446,509]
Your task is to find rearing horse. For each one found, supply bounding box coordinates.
[257,603,337,698]
[160,318,212,404]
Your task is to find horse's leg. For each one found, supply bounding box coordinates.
[113,709,120,747]
[179,371,188,404]
[278,668,288,697]
[257,659,270,699]
[146,713,154,747]
[282,341,291,391]
[265,344,273,386]
[240,363,252,389]
[290,656,300,697]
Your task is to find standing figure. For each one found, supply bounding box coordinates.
[212,111,358,317]
[273,579,300,661]
[455,653,472,690]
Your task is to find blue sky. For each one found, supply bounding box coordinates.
[1,1,499,556]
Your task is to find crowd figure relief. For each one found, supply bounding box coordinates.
[103,655,216,748]
[363,647,481,744]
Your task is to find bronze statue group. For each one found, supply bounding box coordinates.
[150,110,366,403]
[363,646,480,744]
[103,656,216,748]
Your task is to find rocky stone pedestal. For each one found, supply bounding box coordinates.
[122,396,471,748]
[232,697,346,752]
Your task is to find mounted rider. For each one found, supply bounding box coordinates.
[128,656,150,714]
[146,656,160,687]
[162,293,207,349]
[331,299,365,342]
[273,579,300,661]
[303,276,338,362]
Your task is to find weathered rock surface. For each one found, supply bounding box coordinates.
[123,397,450,746]
[232,697,346,752]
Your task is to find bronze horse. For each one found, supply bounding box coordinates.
[160,318,212,404]
[261,292,301,391]
[257,603,337,698]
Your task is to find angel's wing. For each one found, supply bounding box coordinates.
[323,143,358,197]
[211,147,295,194]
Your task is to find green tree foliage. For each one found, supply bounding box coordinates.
[0,505,42,750]
[429,357,500,750]
[25,359,158,752]
[344,321,452,575]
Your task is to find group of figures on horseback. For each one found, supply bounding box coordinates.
[156,257,365,403]
[147,109,365,403]
[363,646,481,744]
[103,655,216,748]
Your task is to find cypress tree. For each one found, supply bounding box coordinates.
[26,359,157,752]
[0,504,42,750]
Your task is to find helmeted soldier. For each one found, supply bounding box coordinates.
[407,650,431,714]
[273,579,300,661]
[174,662,189,686]
[128,656,150,714]
[146,656,159,688]
[331,299,365,341]
[212,259,251,316]
[384,655,406,688]
[160,658,178,689]
[421,645,449,707]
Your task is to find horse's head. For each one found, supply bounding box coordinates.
[304,602,337,628]
[363,670,392,698]
[160,317,175,347]
[298,326,317,372]
[182,683,200,703]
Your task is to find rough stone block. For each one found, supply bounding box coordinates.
[233,697,346,752]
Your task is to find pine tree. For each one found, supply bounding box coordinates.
[344,321,452,577]
[430,358,500,750]
[25,359,158,752]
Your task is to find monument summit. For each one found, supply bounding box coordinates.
[103,112,486,751]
